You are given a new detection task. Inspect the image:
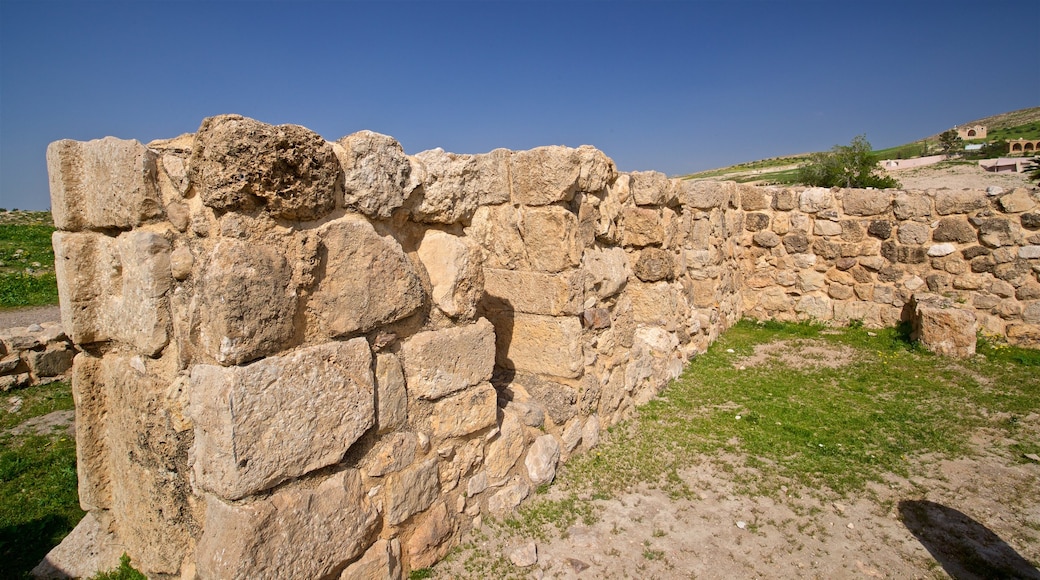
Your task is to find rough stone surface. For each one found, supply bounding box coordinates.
[375,353,408,434]
[483,268,583,316]
[190,114,341,220]
[486,410,526,480]
[401,318,495,400]
[525,434,561,487]
[335,130,414,219]
[31,513,123,580]
[417,230,484,319]
[582,247,631,299]
[407,500,455,569]
[430,383,498,439]
[196,470,378,580]
[412,148,510,223]
[521,206,582,272]
[386,458,440,526]
[488,478,531,515]
[843,189,892,216]
[510,145,615,206]
[188,339,374,499]
[340,538,402,580]
[488,312,583,378]
[633,247,676,282]
[911,293,977,358]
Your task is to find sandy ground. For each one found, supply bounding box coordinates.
[890,162,1035,192]
[0,305,60,331]
[435,341,1040,580]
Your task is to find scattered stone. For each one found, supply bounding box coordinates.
[509,542,538,568]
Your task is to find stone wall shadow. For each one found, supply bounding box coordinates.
[899,500,1040,579]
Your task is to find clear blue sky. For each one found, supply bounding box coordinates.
[1,0,1037,210]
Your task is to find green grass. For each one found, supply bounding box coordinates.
[980,121,1040,144]
[0,380,84,579]
[0,212,58,309]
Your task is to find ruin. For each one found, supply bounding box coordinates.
[37,114,1040,579]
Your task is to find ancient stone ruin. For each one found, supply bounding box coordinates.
[37,114,1040,579]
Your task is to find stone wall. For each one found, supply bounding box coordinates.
[39,114,1039,579]
[0,322,75,390]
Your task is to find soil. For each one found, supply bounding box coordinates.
[436,341,1040,580]
[890,162,1035,192]
[0,305,61,331]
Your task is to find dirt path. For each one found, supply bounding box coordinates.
[0,305,61,331]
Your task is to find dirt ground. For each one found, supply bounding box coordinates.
[890,162,1035,192]
[435,341,1040,580]
[0,304,60,330]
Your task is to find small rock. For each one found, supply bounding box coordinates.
[564,558,589,573]
[27,323,44,333]
[847,523,855,529]
[7,396,23,414]
[986,186,1004,196]
[509,542,537,568]
[726,348,735,353]
[867,332,877,337]
[1025,453,1040,463]
[736,521,747,529]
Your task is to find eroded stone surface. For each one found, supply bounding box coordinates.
[401,319,495,401]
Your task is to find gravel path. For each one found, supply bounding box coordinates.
[0,305,61,331]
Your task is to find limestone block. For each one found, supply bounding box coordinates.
[745,212,771,232]
[582,247,631,300]
[841,220,866,242]
[364,432,417,478]
[407,500,456,569]
[25,343,74,379]
[196,470,378,580]
[401,318,495,400]
[625,326,682,401]
[1023,213,1040,230]
[1020,245,1040,259]
[928,243,956,257]
[47,137,163,231]
[486,410,526,480]
[69,354,108,511]
[842,189,892,216]
[739,185,771,211]
[417,230,484,319]
[894,193,933,220]
[341,538,402,580]
[188,339,375,500]
[487,477,531,515]
[520,206,582,272]
[386,457,440,525]
[977,218,1016,248]
[32,512,123,580]
[468,204,526,270]
[189,114,340,220]
[431,383,498,439]
[489,312,583,378]
[813,219,842,236]
[621,206,664,247]
[310,216,423,338]
[484,268,584,316]
[582,414,601,449]
[799,187,833,213]
[897,222,931,245]
[933,217,977,243]
[628,281,686,331]
[678,180,728,209]
[375,353,408,434]
[510,145,615,206]
[335,130,414,219]
[753,230,781,248]
[783,233,810,254]
[795,295,833,320]
[199,238,296,365]
[911,293,977,358]
[1007,324,1040,348]
[999,189,1037,213]
[633,247,676,282]
[510,373,578,426]
[411,148,510,223]
[525,435,561,487]
[629,170,677,206]
[868,220,893,240]
[935,190,988,216]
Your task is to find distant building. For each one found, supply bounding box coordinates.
[1008,139,1039,155]
[956,125,987,140]
[979,158,1033,173]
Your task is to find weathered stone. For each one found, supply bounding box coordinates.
[32,513,123,580]
[431,383,498,439]
[678,180,728,209]
[621,206,664,247]
[625,326,683,401]
[633,247,676,282]
[511,373,578,426]
[561,418,584,454]
[745,212,770,232]
[814,219,842,236]
[868,220,893,240]
[999,189,1037,213]
[840,220,866,242]
[962,246,990,259]
[582,247,631,299]
[417,230,483,319]
[484,268,583,316]
[1020,245,1040,260]
[897,222,931,245]
[165,201,189,232]
[894,194,932,220]
[407,500,456,569]
[335,130,414,219]
[488,312,583,378]
[411,148,510,223]
[402,319,495,400]
[629,281,686,331]
[977,218,1016,248]
[196,470,378,580]
[795,295,833,320]
[935,190,988,216]
[310,216,423,338]
[630,170,678,206]
[582,415,601,449]
[190,114,340,220]
[486,410,526,480]
[510,542,539,568]
[198,238,294,365]
[753,230,781,248]
[843,189,892,216]
[799,187,833,213]
[1022,213,1040,230]
[188,340,373,500]
[386,457,440,525]
[582,308,611,330]
[783,233,810,254]
[510,145,615,206]
[525,435,560,487]
[487,477,531,515]
[47,137,162,231]
[927,243,956,257]
[364,432,417,478]
[340,538,402,580]
[911,293,977,358]
[521,206,582,272]
[375,353,407,434]
[25,344,74,379]
[931,217,975,243]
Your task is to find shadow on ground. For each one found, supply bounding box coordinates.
[899,500,1040,580]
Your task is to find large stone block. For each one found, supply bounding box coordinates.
[629,281,686,330]
[484,268,584,315]
[525,434,561,487]
[188,339,375,500]
[999,189,1037,213]
[196,470,378,580]
[629,170,678,206]
[520,206,582,272]
[581,246,631,300]
[910,293,977,358]
[621,206,664,247]
[189,114,341,220]
[935,190,988,216]
[678,180,729,209]
[411,148,510,223]
[417,230,484,319]
[468,204,526,270]
[47,137,163,231]
[335,130,414,219]
[510,145,615,206]
[632,247,676,282]
[386,457,440,526]
[310,216,424,338]
[933,216,977,243]
[799,187,833,213]
[406,500,456,569]
[401,318,495,400]
[842,189,892,216]
[375,353,408,434]
[489,312,583,378]
[430,382,498,439]
[199,238,296,365]
[341,538,402,580]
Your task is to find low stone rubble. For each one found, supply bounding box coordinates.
[0,322,74,391]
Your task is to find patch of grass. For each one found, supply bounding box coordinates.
[409,568,434,580]
[501,492,598,541]
[88,554,147,580]
[0,212,58,308]
[0,381,84,579]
